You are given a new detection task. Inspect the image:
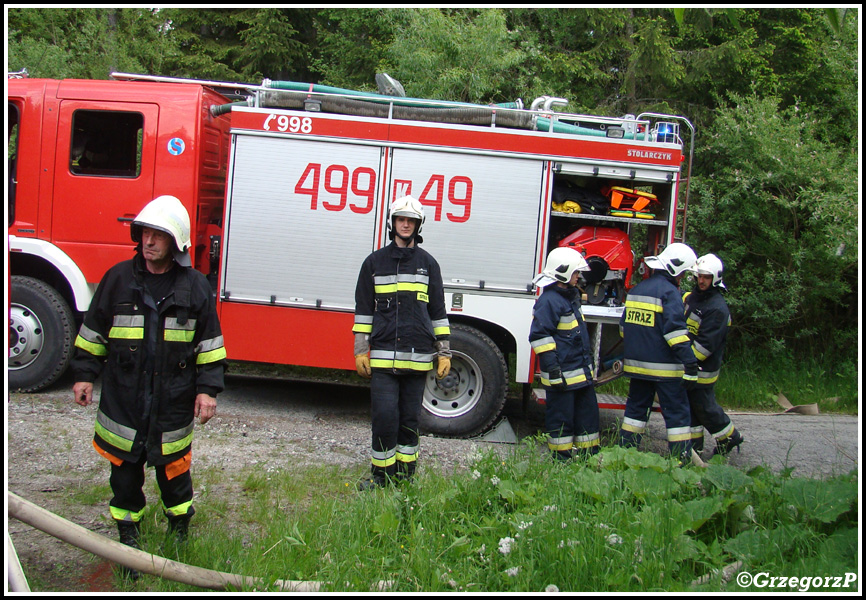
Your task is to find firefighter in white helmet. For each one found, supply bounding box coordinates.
[530,247,601,460]
[618,242,699,463]
[71,195,226,577]
[683,253,744,457]
[352,195,451,489]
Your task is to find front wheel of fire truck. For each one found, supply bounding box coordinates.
[419,324,508,438]
[9,276,76,392]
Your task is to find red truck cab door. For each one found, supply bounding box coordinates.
[52,101,159,282]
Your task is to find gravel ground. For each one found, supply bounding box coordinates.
[6,370,859,592]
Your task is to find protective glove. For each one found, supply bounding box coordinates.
[548,367,568,390]
[437,356,451,379]
[355,353,372,379]
[682,363,698,391]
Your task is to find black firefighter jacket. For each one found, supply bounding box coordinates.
[72,253,226,466]
[683,287,731,386]
[529,283,595,390]
[619,271,698,380]
[353,242,450,372]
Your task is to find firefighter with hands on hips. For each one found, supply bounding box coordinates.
[617,242,699,462]
[683,253,744,457]
[352,195,451,490]
[72,195,226,578]
[530,247,601,460]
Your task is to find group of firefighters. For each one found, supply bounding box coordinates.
[70,193,743,577]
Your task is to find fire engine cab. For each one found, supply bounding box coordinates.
[7,71,693,438]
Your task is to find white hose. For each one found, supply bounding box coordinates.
[7,532,31,592]
[8,492,391,592]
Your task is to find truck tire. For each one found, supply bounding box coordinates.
[9,276,76,392]
[419,324,508,438]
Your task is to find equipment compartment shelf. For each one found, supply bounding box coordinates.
[550,211,667,226]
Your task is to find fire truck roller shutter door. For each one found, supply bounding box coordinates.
[419,324,508,438]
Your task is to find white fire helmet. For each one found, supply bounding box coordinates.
[131,195,192,266]
[644,242,697,278]
[696,253,726,288]
[387,195,425,242]
[536,247,590,286]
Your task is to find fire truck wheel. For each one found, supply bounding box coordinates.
[9,276,76,392]
[419,324,508,438]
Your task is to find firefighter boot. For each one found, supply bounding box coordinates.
[395,460,417,484]
[712,428,744,458]
[167,514,191,546]
[116,521,142,581]
[358,465,391,491]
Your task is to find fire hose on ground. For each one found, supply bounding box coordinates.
[8,492,391,592]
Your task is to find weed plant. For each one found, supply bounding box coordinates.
[136,439,857,593]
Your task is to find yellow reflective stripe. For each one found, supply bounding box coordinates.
[163,500,193,517]
[548,436,573,451]
[75,335,108,356]
[557,315,578,330]
[667,427,692,442]
[109,327,144,340]
[353,323,373,333]
[574,433,600,448]
[369,358,433,370]
[622,418,647,434]
[625,299,664,312]
[162,430,193,456]
[374,282,429,294]
[110,506,146,522]
[371,455,397,468]
[165,329,195,342]
[666,334,691,346]
[396,451,418,464]
[197,346,227,365]
[95,420,135,452]
[533,342,557,354]
[433,326,450,336]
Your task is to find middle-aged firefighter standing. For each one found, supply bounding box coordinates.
[71,195,226,578]
[530,247,601,460]
[352,195,451,490]
[683,253,744,457]
[618,242,699,462]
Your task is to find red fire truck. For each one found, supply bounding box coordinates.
[7,72,693,437]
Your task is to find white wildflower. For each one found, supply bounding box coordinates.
[517,521,533,530]
[505,567,520,577]
[543,504,558,512]
[545,584,560,592]
[498,536,515,555]
[491,476,500,485]
[607,533,623,545]
[471,470,481,480]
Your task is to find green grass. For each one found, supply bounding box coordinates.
[115,440,856,593]
[597,351,857,415]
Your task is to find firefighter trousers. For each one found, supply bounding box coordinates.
[619,378,692,458]
[544,385,600,460]
[688,385,735,452]
[108,452,194,523]
[370,370,426,480]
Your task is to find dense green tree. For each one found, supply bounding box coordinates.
[687,92,858,359]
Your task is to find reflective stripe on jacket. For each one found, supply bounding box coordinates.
[353,242,449,373]
[619,271,697,380]
[72,253,226,466]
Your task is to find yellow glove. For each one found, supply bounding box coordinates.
[355,353,371,378]
[437,356,451,379]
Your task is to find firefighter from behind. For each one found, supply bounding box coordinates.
[530,247,601,460]
[352,195,451,489]
[71,195,226,578]
[618,242,698,462]
[684,254,744,457]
